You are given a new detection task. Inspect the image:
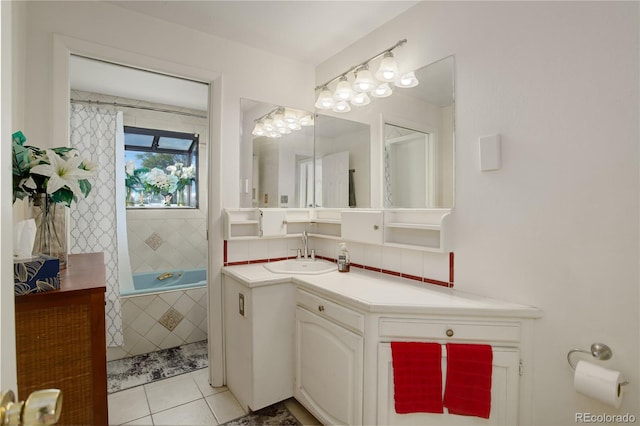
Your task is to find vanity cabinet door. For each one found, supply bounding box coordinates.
[223,276,294,411]
[377,343,520,426]
[295,307,363,426]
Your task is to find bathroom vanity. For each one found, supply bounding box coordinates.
[222,264,541,426]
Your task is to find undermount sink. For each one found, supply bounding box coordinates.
[264,259,337,275]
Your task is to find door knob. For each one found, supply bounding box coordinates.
[0,389,62,425]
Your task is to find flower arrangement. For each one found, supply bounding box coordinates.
[12,131,96,207]
[124,160,149,191]
[167,162,196,190]
[141,167,179,195]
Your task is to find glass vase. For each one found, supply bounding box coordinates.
[176,187,186,206]
[30,194,67,268]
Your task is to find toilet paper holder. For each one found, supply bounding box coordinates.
[567,342,629,385]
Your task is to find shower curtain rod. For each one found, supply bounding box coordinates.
[70,98,208,119]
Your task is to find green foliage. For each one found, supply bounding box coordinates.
[137,152,186,171]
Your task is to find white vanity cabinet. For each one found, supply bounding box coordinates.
[376,317,523,426]
[294,289,364,425]
[221,266,541,426]
[222,275,294,411]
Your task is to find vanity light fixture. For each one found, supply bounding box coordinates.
[252,106,313,139]
[395,71,419,88]
[314,38,418,113]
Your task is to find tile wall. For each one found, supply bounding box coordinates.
[225,236,453,286]
[107,286,208,361]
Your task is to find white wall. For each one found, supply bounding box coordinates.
[317,2,639,423]
[20,0,314,387]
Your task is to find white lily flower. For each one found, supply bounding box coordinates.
[31,149,93,198]
[82,159,98,173]
[125,160,136,176]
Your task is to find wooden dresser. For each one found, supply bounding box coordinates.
[15,252,108,426]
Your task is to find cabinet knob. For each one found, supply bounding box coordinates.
[446,328,454,337]
[318,305,325,312]
[373,225,380,230]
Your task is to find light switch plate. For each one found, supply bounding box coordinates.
[479,134,501,171]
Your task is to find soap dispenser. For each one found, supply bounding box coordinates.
[337,242,350,273]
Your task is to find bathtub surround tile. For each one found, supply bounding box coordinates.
[159,332,184,351]
[174,293,197,315]
[107,340,208,394]
[130,311,156,337]
[145,232,164,251]
[129,336,157,358]
[159,290,183,307]
[145,297,172,321]
[423,250,451,283]
[158,307,185,332]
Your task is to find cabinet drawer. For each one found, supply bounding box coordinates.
[296,289,364,334]
[379,318,521,343]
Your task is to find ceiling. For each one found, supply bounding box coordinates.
[109,1,420,65]
[71,2,450,114]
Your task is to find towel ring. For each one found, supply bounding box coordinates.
[567,342,629,386]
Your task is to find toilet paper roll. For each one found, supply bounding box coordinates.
[574,360,624,408]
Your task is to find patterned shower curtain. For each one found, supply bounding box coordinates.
[69,103,123,347]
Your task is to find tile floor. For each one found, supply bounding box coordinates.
[108,368,320,425]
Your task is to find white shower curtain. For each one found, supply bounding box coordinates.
[69,103,125,347]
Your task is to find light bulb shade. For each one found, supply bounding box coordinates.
[351,92,371,106]
[375,52,399,82]
[283,107,299,123]
[353,68,376,92]
[252,122,265,136]
[315,88,335,110]
[299,114,314,126]
[395,71,419,88]
[278,126,291,134]
[333,77,354,101]
[371,82,393,98]
[262,118,274,131]
[273,112,285,128]
[288,122,302,130]
[266,130,281,138]
[332,100,352,113]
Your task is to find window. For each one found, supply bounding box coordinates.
[124,126,199,208]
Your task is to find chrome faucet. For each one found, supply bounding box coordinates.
[301,230,309,259]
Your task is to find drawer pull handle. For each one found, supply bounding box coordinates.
[318,305,325,312]
[446,328,454,337]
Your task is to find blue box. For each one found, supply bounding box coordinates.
[14,255,61,295]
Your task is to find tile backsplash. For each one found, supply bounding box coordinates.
[225,237,453,286]
[127,209,208,273]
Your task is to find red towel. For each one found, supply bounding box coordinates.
[391,342,444,414]
[443,343,493,419]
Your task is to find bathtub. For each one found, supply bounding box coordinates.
[121,268,207,296]
[109,268,208,362]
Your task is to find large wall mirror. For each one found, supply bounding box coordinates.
[314,114,370,208]
[384,55,454,208]
[240,99,315,208]
[239,55,454,210]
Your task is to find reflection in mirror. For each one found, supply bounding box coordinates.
[314,114,370,208]
[384,56,454,208]
[240,99,314,208]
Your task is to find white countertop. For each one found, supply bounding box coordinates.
[222,262,542,319]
